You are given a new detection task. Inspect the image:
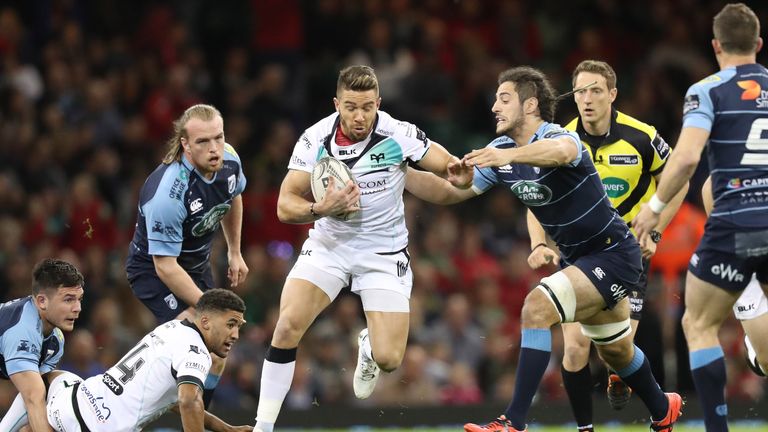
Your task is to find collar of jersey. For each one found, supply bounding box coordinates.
[181,156,217,184]
[180,319,205,341]
[576,107,619,147]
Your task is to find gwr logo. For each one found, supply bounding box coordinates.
[710,263,744,282]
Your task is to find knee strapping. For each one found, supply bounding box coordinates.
[536,271,576,323]
[580,319,632,345]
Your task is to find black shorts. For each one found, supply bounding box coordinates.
[688,226,768,292]
[570,235,643,310]
[128,268,214,323]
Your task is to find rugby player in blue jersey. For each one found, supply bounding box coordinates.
[408,66,681,432]
[634,4,768,431]
[125,104,248,407]
[0,259,84,432]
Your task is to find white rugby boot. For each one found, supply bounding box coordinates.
[353,328,380,399]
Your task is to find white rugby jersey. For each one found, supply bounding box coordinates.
[288,111,431,252]
[75,320,211,431]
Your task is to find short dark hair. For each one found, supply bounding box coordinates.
[713,3,760,55]
[498,66,557,122]
[337,65,379,96]
[196,289,246,315]
[32,259,84,294]
[572,60,617,90]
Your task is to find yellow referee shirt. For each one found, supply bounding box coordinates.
[565,108,671,229]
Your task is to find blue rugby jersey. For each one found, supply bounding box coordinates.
[126,144,246,278]
[0,297,64,379]
[472,122,630,263]
[683,63,768,230]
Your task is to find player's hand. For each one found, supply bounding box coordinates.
[631,204,660,240]
[638,233,657,259]
[463,147,514,168]
[447,157,473,189]
[318,177,361,217]
[527,245,559,269]
[227,252,249,287]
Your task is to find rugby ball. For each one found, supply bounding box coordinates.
[310,157,359,220]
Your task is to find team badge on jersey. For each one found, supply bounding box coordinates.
[164,294,178,310]
[227,174,237,194]
[683,95,700,115]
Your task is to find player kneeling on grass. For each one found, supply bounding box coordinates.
[20,289,252,432]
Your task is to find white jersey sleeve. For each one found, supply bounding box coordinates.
[171,337,211,390]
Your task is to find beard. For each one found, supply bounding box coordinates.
[496,112,524,137]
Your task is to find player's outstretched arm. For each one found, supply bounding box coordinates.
[203,410,253,432]
[405,167,477,205]
[634,127,708,239]
[465,136,578,168]
[8,372,52,432]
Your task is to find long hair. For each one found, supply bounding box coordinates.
[497,66,557,122]
[713,3,760,55]
[162,104,222,164]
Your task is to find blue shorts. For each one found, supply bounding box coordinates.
[568,236,643,309]
[689,226,768,292]
[128,269,214,323]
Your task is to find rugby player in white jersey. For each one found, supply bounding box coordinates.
[253,65,470,432]
[31,289,251,432]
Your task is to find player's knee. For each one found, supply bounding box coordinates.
[272,315,308,346]
[596,339,631,366]
[563,341,590,368]
[374,349,404,372]
[681,310,706,338]
[581,319,632,365]
[523,272,575,327]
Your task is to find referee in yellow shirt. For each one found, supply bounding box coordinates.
[527,60,688,432]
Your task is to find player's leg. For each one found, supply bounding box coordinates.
[353,248,412,399]
[682,271,740,432]
[736,277,768,376]
[465,266,613,432]
[256,270,344,432]
[356,298,409,398]
[560,323,595,431]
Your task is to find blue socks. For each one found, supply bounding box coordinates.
[616,345,668,421]
[504,328,552,430]
[690,347,728,431]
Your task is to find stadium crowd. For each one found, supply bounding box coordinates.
[1,0,766,415]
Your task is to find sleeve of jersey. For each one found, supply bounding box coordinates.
[143,173,187,257]
[682,83,714,131]
[173,344,211,390]
[2,324,44,376]
[40,328,65,374]
[648,132,671,175]
[224,144,247,195]
[287,131,318,174]
[471,166,497,194]
[544,128,582,167]
[397,122,431,162]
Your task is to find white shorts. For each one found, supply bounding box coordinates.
[734,275,768,321]
[46,372,84,432]
[288,235,411,312]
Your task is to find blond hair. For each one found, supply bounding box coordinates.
[162,104,222,164]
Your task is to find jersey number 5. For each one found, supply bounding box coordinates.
[741,118,768,165]
[116,342,149,384]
